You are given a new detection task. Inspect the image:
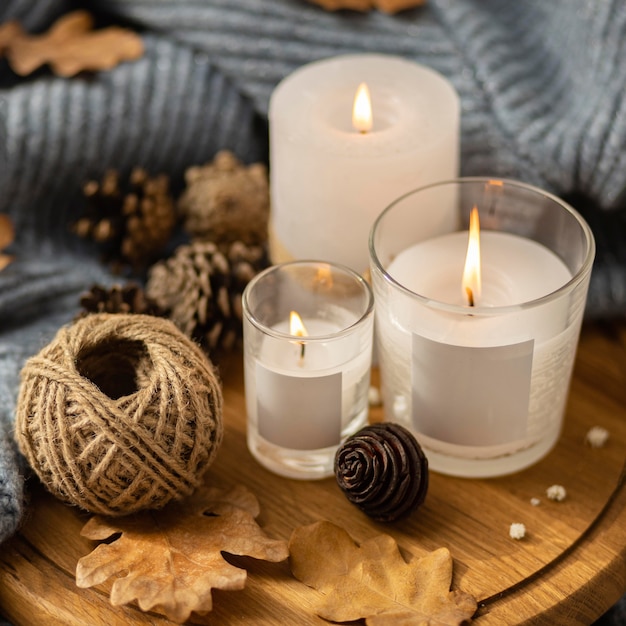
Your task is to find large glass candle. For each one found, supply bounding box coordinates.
[269,53,460,275]
[243,261,374,480]
[369,179,595,478]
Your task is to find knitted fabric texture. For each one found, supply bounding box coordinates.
[14,313,223,516]
[0,0,625,558]
[1,1,625,621]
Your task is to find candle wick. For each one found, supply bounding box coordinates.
[466,287,475,307]
[299,341,306,360]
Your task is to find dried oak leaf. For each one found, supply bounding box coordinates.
[0,214,15,271]
[2,10,143,77]
[76,484,289,623]
[289,520,476,626]
[0,21,22,54]
[307,0,426,13]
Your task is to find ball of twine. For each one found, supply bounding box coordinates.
[15,313,224,516]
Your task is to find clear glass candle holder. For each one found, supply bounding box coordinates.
[242,261,374,480]
[369,178,595,478]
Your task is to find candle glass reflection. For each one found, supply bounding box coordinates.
[369,179,595,478]
[243,261,374,479]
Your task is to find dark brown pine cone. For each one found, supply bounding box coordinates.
[71,167,176,272]
[76,283,165,320]
[334,422,428,522]
[145,240,268,354]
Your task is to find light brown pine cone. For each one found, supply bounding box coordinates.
[145,240,268,353]
[178,150,269,246]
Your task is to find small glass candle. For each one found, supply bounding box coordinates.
[369,179,595,478]
[242,261,374,479]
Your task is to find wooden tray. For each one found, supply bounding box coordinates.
[1,321,625,625]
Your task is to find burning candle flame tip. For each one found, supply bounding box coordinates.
[290,310,308,362]
[352,82,373,134]
[462,206,481,307]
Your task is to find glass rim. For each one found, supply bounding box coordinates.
[242,259,375,340]
[368,177,596,316]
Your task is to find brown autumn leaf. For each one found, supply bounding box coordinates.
[76,484,289,623]
[289,520,477,625]
[0,214,15,271]
[1,10,143,77]
[0,20,22,54]
[307,0,426,13]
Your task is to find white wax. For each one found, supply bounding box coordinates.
[389,231,572,309]
[269,54,460,274]
[258,319,349,371]
[246,318,371,451]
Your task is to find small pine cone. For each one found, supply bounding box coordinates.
[71,167,176,272]
[76,283,165,320]
[145,240,268,353]
[178,150,269,246]
[72,171,123,244]
[334,423,429,522]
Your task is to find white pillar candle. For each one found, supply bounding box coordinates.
[243,261,374,480]
[369,179,595,478]
[269,53,460,275]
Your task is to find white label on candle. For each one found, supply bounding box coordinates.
[256,364,342,450]
[412,335,533,446]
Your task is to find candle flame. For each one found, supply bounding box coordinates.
[290,310,308,362]
[289,311,308,338]
[462,206,482,307]
[352,82,373,134]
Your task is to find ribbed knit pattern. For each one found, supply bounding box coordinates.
[0,13,624,624]
[84,0,626,208]
[0,38,266,245]
[77,0,626,317]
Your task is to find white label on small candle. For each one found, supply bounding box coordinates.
[412,335,533,446]
[256,363,342,451]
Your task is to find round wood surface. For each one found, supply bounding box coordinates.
[1,321,625,625]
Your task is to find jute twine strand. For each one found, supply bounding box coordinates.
[15,313,223,516]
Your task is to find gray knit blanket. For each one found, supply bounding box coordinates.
[0,0,625,622]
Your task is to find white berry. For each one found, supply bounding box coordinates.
[585,426,609,448]
[509,523,526,540]
[546,484,566,502]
